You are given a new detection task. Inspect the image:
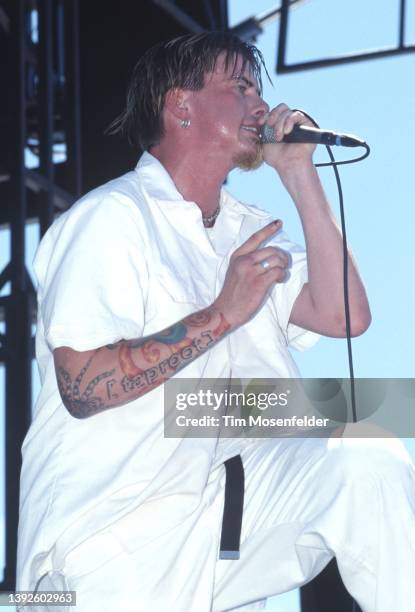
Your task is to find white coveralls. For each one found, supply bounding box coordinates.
[17,153,415,611]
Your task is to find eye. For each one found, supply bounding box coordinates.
[238,84,247,93]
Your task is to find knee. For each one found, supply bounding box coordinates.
[327,431,414,485]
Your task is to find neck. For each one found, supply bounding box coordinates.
[150,143,231,217]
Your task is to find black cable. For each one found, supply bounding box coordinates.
[322,137,360,612]
[314,143,370,168]
[322,143,357,423]
[293,111,370,612]
[294,109,366,423]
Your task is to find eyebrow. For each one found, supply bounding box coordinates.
[231,75,261,96]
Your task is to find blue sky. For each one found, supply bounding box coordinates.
[228,0,415,378]
[228,1,415,609]
[1,1,414,610]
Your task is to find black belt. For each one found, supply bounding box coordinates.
[219,454,245,560]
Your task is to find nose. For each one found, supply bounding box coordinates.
[252,96,269,121]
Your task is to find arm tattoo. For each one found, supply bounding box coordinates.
[57,308,230,418]
[120,319,216,393]
[106,379,118,400]
[56,352,115,418]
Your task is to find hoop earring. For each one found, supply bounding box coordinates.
[180,119,190,128]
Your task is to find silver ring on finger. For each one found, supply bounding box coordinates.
[261,260,271,270]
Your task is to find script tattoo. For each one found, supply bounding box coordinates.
[106,378,118,400]
[120,321,215,394]
[56,352,115,418]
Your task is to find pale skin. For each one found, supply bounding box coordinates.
[54,53,371,418]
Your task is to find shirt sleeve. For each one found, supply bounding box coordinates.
[35,193,149,352]
[268,230,320,352]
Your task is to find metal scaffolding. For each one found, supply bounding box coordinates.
[1,0,81,590]
[0,0,227,593]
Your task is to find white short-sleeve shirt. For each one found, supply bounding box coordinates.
[17,152,319,590]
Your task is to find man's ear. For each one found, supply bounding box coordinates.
[164,88,191,121]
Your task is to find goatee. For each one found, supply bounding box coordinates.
[233,144,264,171]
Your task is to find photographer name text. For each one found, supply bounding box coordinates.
[176,414,330,428]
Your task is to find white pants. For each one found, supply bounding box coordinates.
[34,434,415,612]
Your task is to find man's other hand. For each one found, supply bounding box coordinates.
[214,220,289,328]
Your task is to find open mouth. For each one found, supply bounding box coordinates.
[241,125,260,140]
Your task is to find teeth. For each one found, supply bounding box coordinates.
[242,126,257,132]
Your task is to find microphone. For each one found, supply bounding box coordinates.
[261,123,366,147]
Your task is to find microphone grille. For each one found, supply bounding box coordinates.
[260,124,277,144]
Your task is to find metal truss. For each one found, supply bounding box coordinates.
[0,0,81,590]
[1,0,225,592]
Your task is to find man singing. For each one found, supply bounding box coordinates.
[17,32,415,611]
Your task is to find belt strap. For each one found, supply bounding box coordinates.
[219,454,245,560]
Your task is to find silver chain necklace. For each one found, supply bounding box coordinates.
[202,205,220,227]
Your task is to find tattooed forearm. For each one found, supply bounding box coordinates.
[54,305,231,418]
[56,355,116,418]
[120,330,214,393]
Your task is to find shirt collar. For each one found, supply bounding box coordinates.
[135,151,271,220]
[135,151,184,202]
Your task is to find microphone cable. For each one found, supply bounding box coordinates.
[293,110,371,612]
[293,109,371,424]
[315,145,370,168]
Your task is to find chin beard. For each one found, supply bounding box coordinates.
[233,144,264,171]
